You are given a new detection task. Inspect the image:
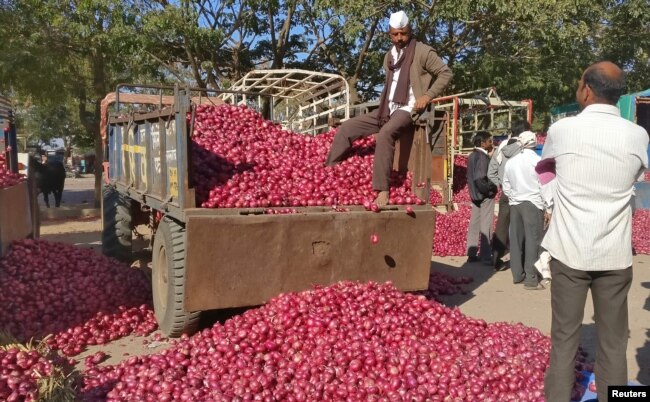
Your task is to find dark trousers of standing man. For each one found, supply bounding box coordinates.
[325,109,414,191]
[492,192,511,262]
[545,260,632,402]
[509,201,543,286]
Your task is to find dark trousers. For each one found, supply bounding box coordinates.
[509,201,544,286]
[544,260,632,402]
[466,197,494,259]
[325,109,414,191]
[492,193,510,261]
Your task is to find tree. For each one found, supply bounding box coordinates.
[599,0,650,93]
[0,0,160,206]
[22,101,88,152]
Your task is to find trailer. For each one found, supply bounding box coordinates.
[1,96,38,256]
[101,80,436,337]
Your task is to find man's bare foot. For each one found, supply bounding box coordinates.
[374,191,389,206]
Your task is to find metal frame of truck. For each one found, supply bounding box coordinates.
[101,82,436,337]
[223,69,350,136]
[430,88,533,207]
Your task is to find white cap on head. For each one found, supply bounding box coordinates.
[517,131,537,148]
[389,11,409,29]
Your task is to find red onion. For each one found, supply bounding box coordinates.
[0,344,76,402]
[0,239,157,356]
[190,105,426,209]
[78,281,591,402]
[452,155,472,203]
[433,206,473,257]
[633,210,650,255]
[0,347,54,402]
[0,154,25,190]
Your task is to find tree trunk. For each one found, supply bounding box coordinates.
[92,48,107,209]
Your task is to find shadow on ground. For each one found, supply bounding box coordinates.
[429,257,498,308]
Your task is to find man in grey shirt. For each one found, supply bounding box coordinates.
[487,121,530,270]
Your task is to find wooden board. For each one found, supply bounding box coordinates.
[0,181,33,257]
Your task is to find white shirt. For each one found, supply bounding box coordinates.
[494,138,510,164]
[503,148,544,210]
[541,104,649,271]
[388,46,416,115]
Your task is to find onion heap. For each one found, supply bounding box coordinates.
[79,281,571,402]
[452,155,471,204]
[432,201,650,257]
[190,104,426,209]
[633,210,650,255]
[433,206,472,257]
[429,189,442,205]
[536,134,546,145]
[0,341,77,402]
[0,153,25,190]
[1,347,59,402]
[0,239,157,356]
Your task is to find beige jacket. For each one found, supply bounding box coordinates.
[383,41,453,101]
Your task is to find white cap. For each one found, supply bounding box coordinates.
[389,11,409,29]
[517,131,537,148]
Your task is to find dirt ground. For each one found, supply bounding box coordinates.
[36,177,650,385]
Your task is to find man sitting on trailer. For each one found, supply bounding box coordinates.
[324,10,453,206]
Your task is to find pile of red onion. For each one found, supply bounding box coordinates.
[433,206,472,256]
[190,104,426,208]
[452,155,471,204]
[0,347,58,402]
[633,210,650,255]
[536,134,546,145]
[79,281,575,402]
[432,205,650,257]
[0,153,25,190]
[0,239,157,356]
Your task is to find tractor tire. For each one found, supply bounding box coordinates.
[152,216,201,337]
[102,186,132,262]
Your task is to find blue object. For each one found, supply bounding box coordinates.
[577,371,644,402]
[535,144,544,156]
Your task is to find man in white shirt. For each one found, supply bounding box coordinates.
[487,120,530,270]
[542,61,649,402]
[325,11,452,205]
[502,131,545,289]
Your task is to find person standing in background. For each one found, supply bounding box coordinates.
[502,131,545,289]
[487,120,531,270]
[543,61,648,402]
[325,11,452,206]
[466,131,497,264]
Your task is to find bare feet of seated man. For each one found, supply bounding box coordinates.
[374,191,390,206]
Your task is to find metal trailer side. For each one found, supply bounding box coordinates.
[103,85,436,337]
